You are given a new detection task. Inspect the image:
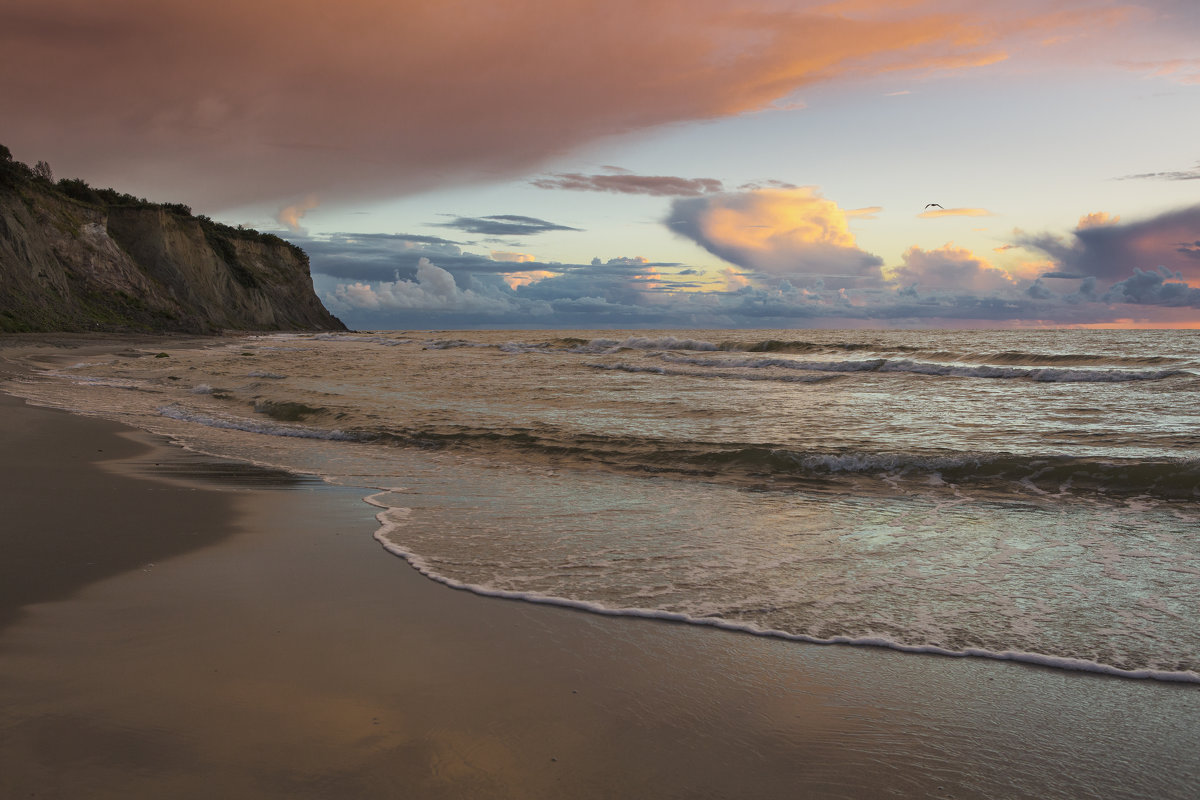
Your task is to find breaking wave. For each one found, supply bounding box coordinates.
[155,402,1200,501]
[653,353,1186,382]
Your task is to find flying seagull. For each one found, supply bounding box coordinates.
[925,203,943,209]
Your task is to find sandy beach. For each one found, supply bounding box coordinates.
[2,344,1199,799]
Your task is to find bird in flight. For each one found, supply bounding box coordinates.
[925,203,944,209]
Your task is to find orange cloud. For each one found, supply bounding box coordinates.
[667,188,883,279]
[0,0,1114,210]
[275,194,319,234]
[845,206,883,219]
[502,270,556,290]
[1077,211,1120,229]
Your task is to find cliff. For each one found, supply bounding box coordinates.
[0,149,345,334]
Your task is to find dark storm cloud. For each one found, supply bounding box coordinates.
[530,172,725,196]
[1018,204,1200,282]
[433,215,582,236]
[1102,267,1200,307]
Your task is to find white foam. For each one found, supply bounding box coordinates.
[591,363,835,383]
[565,336,721,354]
[157,404,355,441]
[653,353,1183,382]
[425,339,494,350]
[658,353,886,372]
[311,333,410,346]
[363,492,1200,684]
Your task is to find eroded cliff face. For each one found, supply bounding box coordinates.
[0,178,345,333]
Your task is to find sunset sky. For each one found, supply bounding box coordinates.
[3,0,1198,329]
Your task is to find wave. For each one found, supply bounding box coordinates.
[654,353,1187,383]
[676,446,1200,500]
[591,362,839,384]
[502,335,923,356]
[981,350,1182,368]
[486,335,1193,374]
[721,338,923,355]
[157,404,357,441]
[366,493,1200,682]
[425,339,496,350]
[561,336,723,354]
[297,333,1194,374]
[310,333,412,346]
[158,402,1199,501]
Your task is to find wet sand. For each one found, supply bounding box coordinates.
[1,375,1199,798]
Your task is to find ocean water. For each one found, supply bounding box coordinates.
[8,328,1200,681]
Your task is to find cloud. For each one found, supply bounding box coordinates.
[275,194,319,234]
[1102,267,1200,307]
[1077,211,1120,229]
[310,204,1200,329]
[502,271,557,290]
[1018,203,1200,282]
[889,244,1017,293]
[918,207,993,218]
[665,188,883,281]
[491,251,536,263]
[0,0,1121,210]
[291,232,486,283]
[845,206,883,220]
[1120,57,1200,84]
[1116,161,1200,181]
[327,258,520,314]
[737,179,800,191]
[434,215,581,237]
[531,172,724,196]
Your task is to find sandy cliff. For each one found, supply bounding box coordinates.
[0,152,345,333]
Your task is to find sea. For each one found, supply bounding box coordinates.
[8,328,1200,681]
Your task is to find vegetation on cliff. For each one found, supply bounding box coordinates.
[0,145,345,334]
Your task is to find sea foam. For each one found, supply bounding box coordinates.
[365,491,1200,684]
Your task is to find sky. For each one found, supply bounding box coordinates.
[3,0,1199,330]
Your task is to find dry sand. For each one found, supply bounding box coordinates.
[1,354,1199,798]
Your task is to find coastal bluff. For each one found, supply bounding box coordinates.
[0,147,345,334]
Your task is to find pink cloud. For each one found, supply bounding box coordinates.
[890,244,1017,292]
[0,0,1120,210]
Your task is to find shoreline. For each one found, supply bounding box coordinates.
[2,342,1200,797]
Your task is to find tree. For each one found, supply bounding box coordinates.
[33,160,53,182]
